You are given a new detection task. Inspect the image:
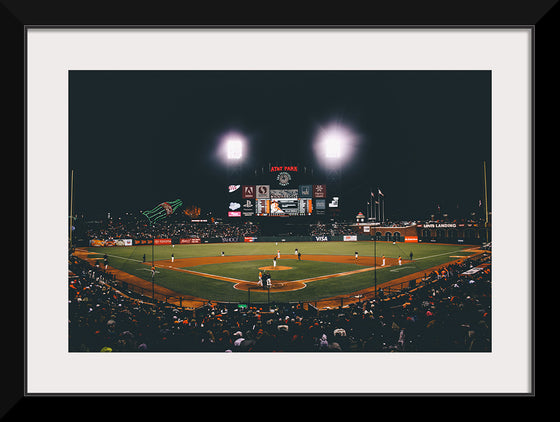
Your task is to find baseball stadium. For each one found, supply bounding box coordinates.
[67,70,492,353]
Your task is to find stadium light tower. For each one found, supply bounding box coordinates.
[313,121,360,183]
[325,136,342,159]
[226,137,243,160]
[218,130,247,163]
[314,121,358,165]
[218,130,248,182]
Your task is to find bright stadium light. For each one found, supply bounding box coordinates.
[227,138,243,160]
[324,134,343,159]
[313,121,360,168]
[217,130,248,164]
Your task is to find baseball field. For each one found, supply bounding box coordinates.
[76,240,482,307]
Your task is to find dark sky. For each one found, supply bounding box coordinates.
[69,70,491,221]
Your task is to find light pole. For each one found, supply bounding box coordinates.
[374,230,377,298]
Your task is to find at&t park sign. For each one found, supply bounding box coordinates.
[270,166,298,172]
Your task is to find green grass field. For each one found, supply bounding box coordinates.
[84,241,477,303]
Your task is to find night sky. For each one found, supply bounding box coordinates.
[69,70,491,221]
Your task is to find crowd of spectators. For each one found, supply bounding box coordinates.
[309,222,356,237]
[84,217,261,241]
[81,214,363,243]
[68,253,491,353]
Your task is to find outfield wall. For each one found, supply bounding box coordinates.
[87,229,484,247]
[88,234,372,246]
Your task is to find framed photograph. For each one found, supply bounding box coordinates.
[15,0,548,406]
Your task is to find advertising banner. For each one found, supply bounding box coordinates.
[313,184,327,198]
[89,239,133,246]
[134,239,153,245]
[180,238,201,244]
[314,235,329,241]
[256,185,270,199]
[242,199,255,217]
[270,189,298,199]
[299,185,312,198]
[228,184,241,194]
[405,236,419,243]
[228,211,241,217]
[244,237,257,242]
[242,185,256,199]
[154,238,172,245]
[315,198,326,215]
[115,239,133,246]
[328,197,339,208]
[343,235,357,241]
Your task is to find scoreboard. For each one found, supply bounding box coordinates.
[255,198,313,216]
[225,165,338,218]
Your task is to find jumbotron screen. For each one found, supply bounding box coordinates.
[225,165,336,218]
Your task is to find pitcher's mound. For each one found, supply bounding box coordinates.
[258,265,292,271]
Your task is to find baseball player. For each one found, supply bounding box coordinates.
[273,256,277,268]
[398,256,402,265]
[277,249,281,259]
[382,255,386,266]
[355,251,358,263]
[266,272,272,289]
[171,253,174,263]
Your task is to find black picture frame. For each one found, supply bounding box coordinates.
[11,0,551,413]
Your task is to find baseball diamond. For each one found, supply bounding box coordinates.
[75,241,484,308]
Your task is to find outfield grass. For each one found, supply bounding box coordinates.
[85,241,476,302]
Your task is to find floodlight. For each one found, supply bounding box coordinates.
[217,130,247,163]
[324,135,342,159]
[227,139,243,160]
[313,121,360,168]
